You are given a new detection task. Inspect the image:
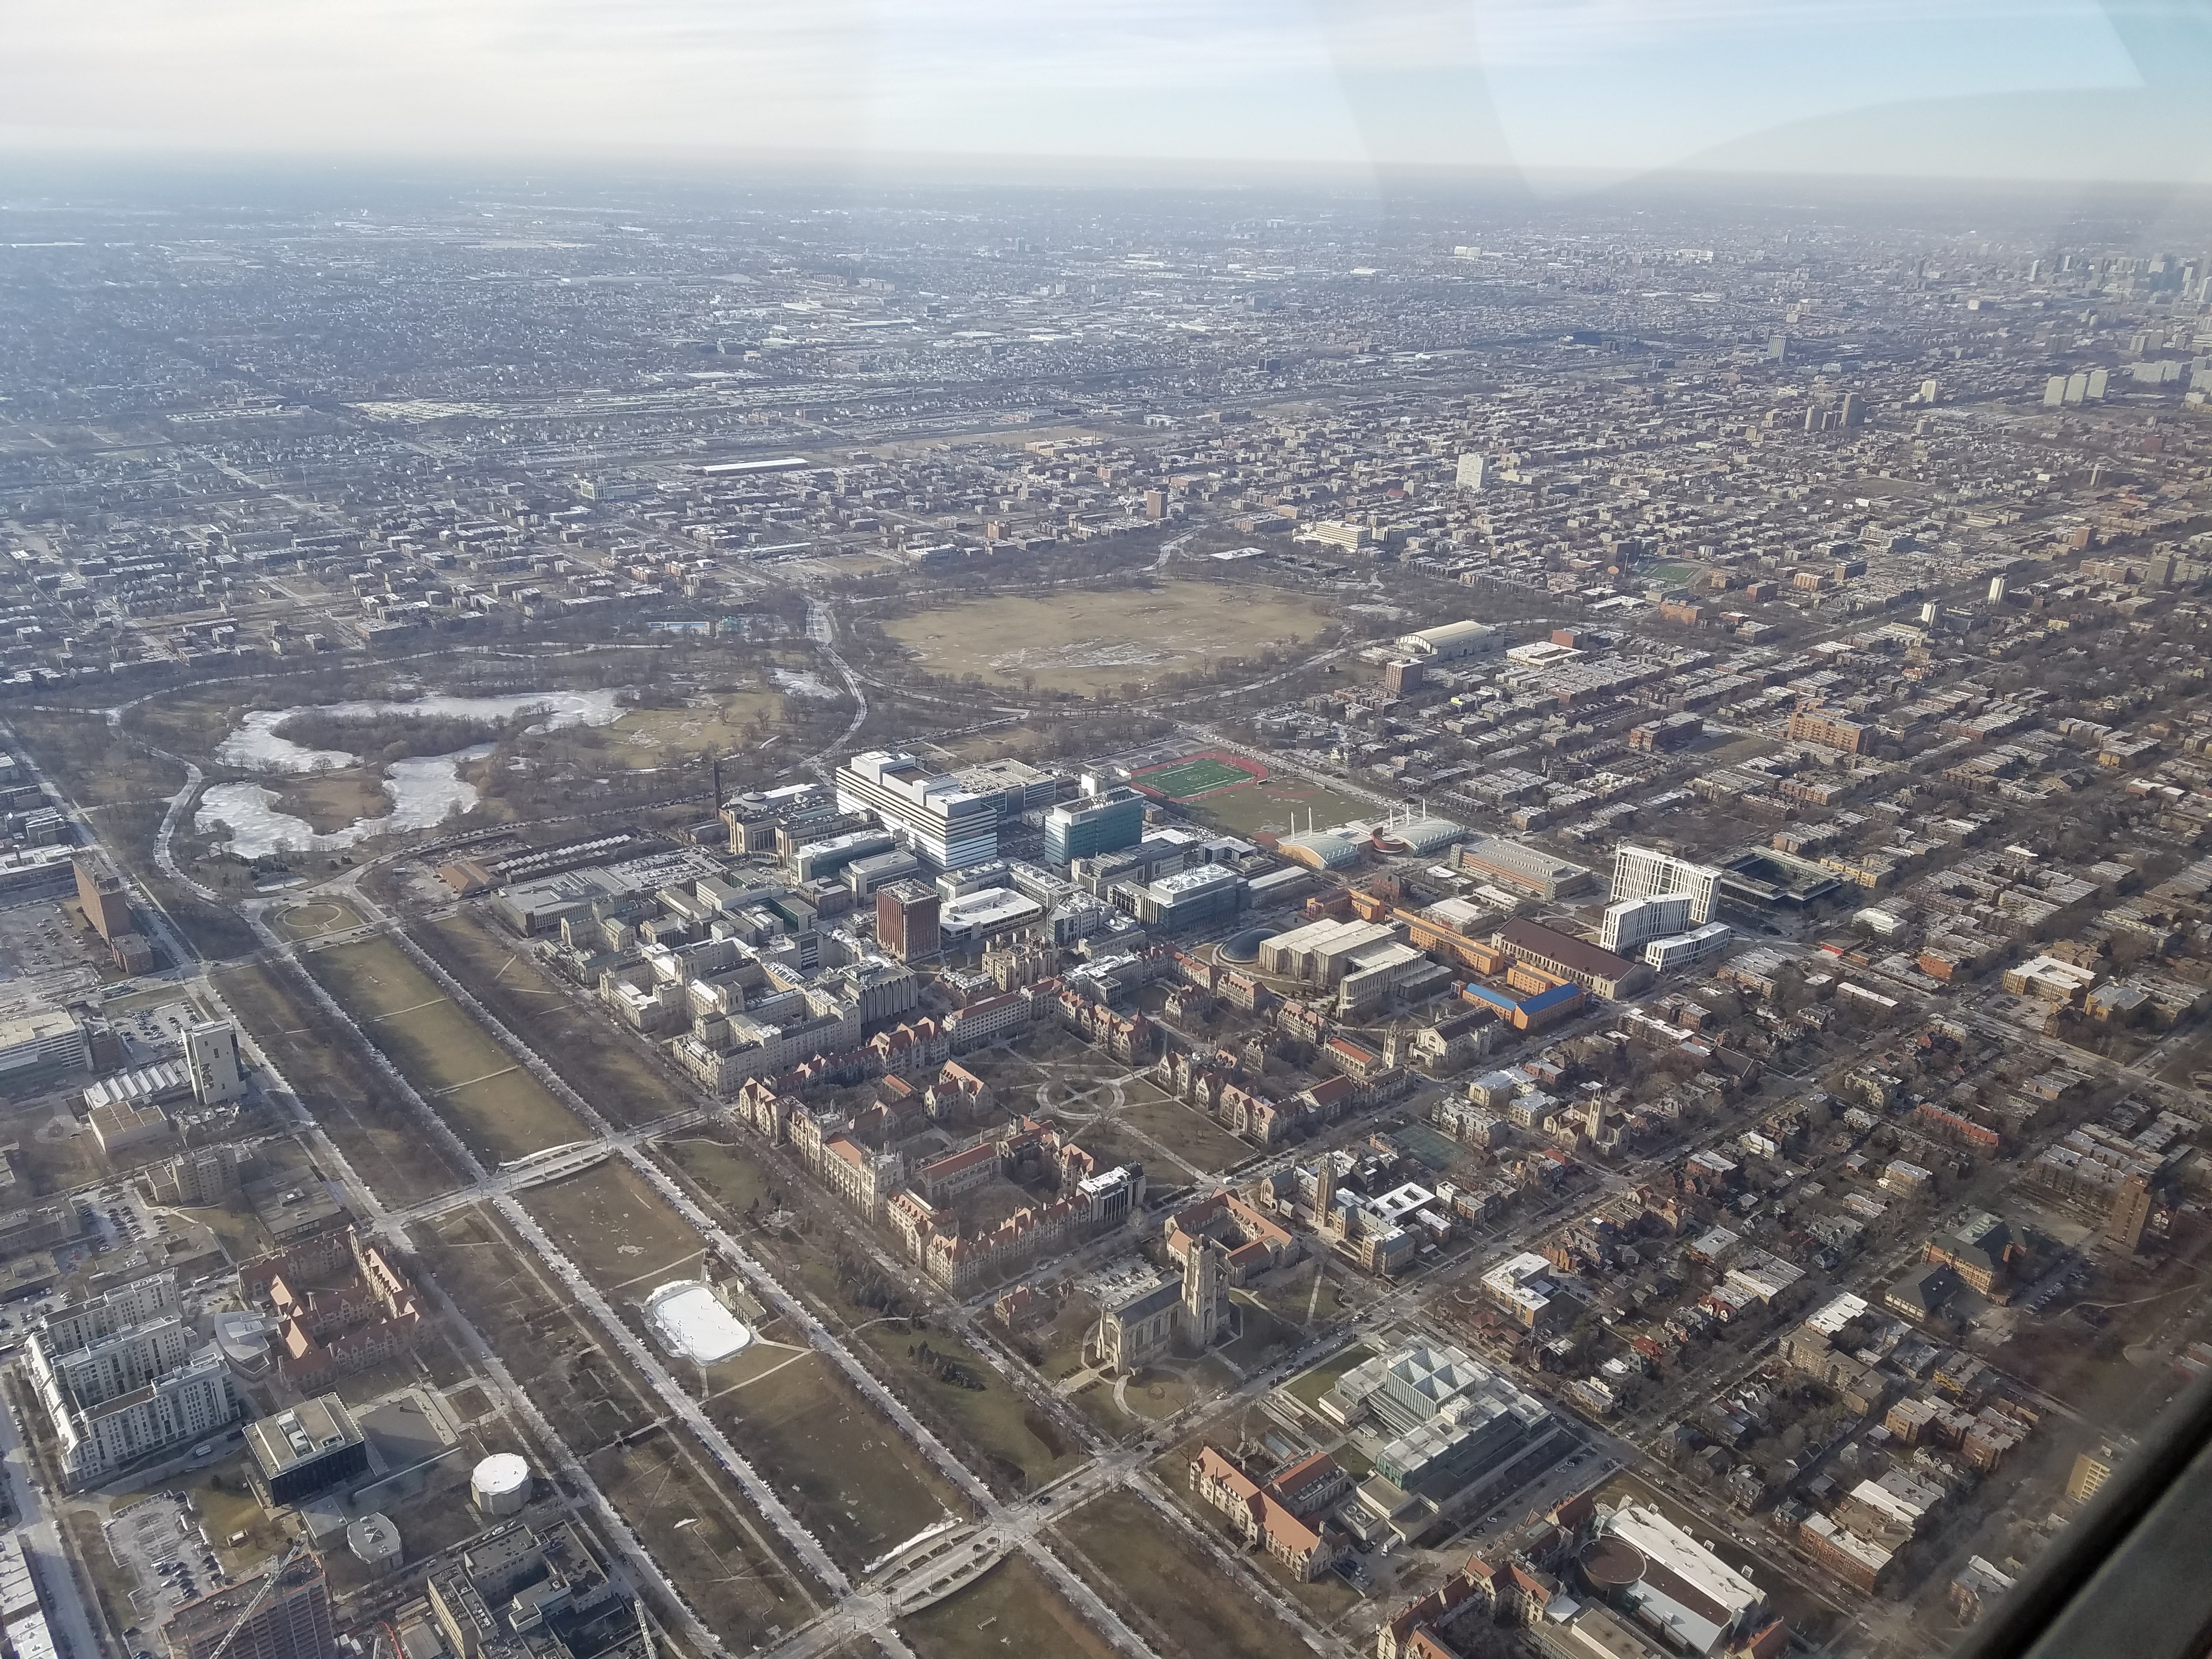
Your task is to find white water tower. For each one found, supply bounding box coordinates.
[472,1453,532,1517]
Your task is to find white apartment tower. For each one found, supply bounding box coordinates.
[1610,845,1723,924]
[1600,893,1695,956]
[184,1020,247,1106]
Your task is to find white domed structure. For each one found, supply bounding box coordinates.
[347,1513,402,1573]
[472,1453,532,1517]
[644,1280,754,1365]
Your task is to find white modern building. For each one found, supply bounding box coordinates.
[834,752,1001,870]
[0,1007,86,1093]
[1584,1503,1768,1656]
[184,1020,247,1106]
[1610,845,1723,923]
[1454,453,1486,492]
[938,885,1046,943]
[1393,620,1503,662]
[24,1271,236,1486]
[1599,894,1694,956]
[1644,922,1735,971]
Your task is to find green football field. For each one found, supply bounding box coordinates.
[1133,755,1260,799]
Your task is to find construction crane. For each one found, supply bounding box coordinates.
[194,1539,312,1659]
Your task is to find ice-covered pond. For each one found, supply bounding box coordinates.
[213,689,625,771]
[195,690,626,859]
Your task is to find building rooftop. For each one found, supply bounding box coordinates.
[164,1553,326,1650]
[247,1395,365,1480]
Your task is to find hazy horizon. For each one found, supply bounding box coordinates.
[3,0,2209,192]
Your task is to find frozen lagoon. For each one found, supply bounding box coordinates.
[213,689,625,771]
[195,689,626,858]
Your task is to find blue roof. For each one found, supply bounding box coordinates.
[1520,981,1583,1014]
[1462,980,1582,1016]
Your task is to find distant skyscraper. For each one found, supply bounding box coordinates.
[1767,334,1787,362]
[1454,453,1486,492]
[2044,375,2067,407]
[1838,392,1863,428]
[1988,575,2010,605]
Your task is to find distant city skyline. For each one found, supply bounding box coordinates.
[2,0,2207,187]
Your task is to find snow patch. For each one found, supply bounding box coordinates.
[195,744,495,859]
[770,669,839,701]
[216,689,625,773]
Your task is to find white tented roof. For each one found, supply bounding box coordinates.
[645,1281,754,1365]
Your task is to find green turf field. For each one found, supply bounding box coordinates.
[1133,755,1260,799]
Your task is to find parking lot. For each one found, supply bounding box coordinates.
[103,1493,228,1630]
[106,998,205,1068]
[0,896,108,1009]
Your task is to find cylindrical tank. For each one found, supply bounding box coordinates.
[472,1453,532,1517]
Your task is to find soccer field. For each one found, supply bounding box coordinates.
[1133,755,1262,799]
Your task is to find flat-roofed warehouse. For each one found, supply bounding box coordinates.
[1454,837,1592,900]
[1393,620,1504,662]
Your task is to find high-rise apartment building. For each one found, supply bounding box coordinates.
[166,1553,336,1659]
[1043,786,1146,868]
[2067,1447,2117,1503]
[1599,893,1695,956]
[1453,453,1486,491]
[74,854,131,942]
[1609,846,1723,923]
[184,1020,247,1106]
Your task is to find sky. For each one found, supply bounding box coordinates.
[0,0,2207,186]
